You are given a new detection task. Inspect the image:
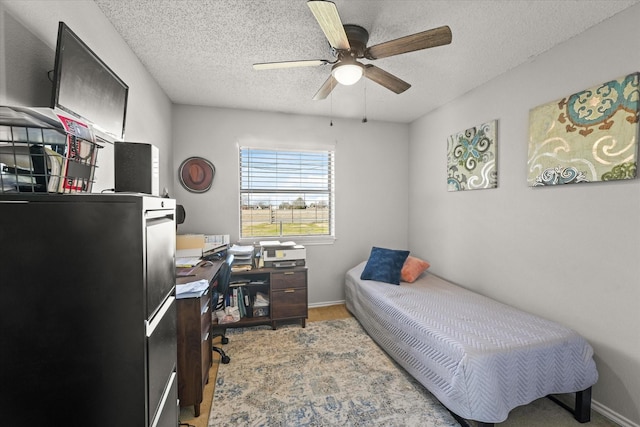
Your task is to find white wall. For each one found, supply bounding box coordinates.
[4,0,638,424]
[172,105,409,305]
[408,5,640,426]
[0,0,174,194]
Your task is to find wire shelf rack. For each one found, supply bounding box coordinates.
[0,106,100,193]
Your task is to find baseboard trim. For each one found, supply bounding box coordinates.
[308,300,345,308]
[593,400,639,427]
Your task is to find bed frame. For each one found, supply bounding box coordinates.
[345,261,599,426]
[454,388,592,427]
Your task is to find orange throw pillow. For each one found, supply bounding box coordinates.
[401,256,430,283]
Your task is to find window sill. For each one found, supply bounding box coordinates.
[238,236,336,246]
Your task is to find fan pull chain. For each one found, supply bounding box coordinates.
[330,80,334,126]
[362,73,368,123]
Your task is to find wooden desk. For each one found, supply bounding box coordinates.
[227,266,308,329]
[176,260,223,416]
[176,260,223,286]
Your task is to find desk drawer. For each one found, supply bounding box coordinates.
[201,330,211,386]
[200,289,211,313]
[201,305,211,334]
[271,270,306,290]
[271,287,307,319]
[201,293,212,334]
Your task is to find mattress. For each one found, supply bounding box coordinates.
[345,261,598,423]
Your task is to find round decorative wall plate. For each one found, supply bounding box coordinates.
[179,157,215,193]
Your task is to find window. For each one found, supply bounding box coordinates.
[239,146,335,241]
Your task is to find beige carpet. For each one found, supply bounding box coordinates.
[209,318,459,426]
[178,305,352,427]
[179,305,619,427]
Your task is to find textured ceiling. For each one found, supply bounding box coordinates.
[94,0,639,123]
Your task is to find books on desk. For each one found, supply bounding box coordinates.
[176,279,209,299]
[225,282,269,319]
[228,280,250,318]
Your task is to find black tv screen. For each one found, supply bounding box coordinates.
[50,22,128,141]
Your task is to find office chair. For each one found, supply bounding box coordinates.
[212,254,234,364]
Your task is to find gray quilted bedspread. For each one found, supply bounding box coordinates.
[345,261,598,423]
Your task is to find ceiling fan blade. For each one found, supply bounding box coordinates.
[365,25,452,59]
[253,59,329,70]
[307,1,350,50]
[312,75,338,100]
[364,65,411,94]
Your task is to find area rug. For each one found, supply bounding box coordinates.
[208,317,460,426]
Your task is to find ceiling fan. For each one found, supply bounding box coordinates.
[252,0,452,100]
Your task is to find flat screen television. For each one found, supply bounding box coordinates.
[50,22,128,141]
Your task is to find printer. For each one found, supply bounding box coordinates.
[260,241,306,268]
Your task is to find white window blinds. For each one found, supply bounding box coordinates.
[239,146,335,239]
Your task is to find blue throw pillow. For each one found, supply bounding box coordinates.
[360,247,410,285]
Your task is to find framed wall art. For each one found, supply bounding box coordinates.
[527,72,639,186]
[447,119,498,191]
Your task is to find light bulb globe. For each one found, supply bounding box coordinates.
[332,63,363,86]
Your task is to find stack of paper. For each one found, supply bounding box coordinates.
[253,291,269,307]
[175,257,201,268]
[176,279,209,299]
[228,244,254,271]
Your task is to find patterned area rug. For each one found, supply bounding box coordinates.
[209,318,460,426]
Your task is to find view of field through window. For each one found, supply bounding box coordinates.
[239,147,334,238]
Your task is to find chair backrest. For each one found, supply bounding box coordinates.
[214,254,234,311]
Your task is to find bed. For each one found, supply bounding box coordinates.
[345,260,599,426]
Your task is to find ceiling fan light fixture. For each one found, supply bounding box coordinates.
[332,62,363,86]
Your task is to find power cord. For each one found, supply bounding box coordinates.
[179,423,195,427]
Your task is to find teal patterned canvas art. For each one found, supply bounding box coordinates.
[447,120,498,191]
[528,73,639,186]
